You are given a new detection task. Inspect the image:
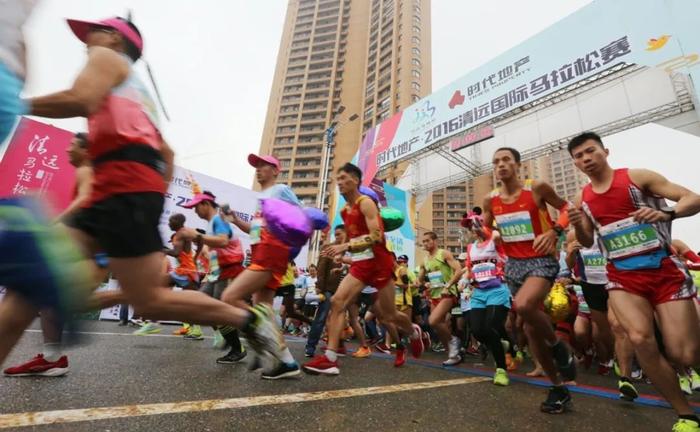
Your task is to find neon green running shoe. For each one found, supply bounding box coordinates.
[515,351,525,363]
[493,368,510,386]
[618,379,639,401]
[680,375,693,396]
[133,322,161,336]
[673,419,700,432]
[184,325,204,340]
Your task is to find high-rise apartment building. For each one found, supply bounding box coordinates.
[428,151,587,254]
[257,0,431,208]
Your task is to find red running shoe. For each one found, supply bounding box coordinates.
[409,324,424,358]
[375,343,391,354]
[302,354,340,375]
[394,346,406,367]
[3,354,69,377]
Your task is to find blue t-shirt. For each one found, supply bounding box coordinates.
[206,215,233,282]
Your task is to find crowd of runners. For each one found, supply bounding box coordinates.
[2,6,700,432]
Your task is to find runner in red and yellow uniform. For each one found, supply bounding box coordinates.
[483,147,575,414]
[303,163,424,375]
[568,132,700,432]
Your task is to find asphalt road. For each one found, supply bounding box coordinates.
[0,321,696,432]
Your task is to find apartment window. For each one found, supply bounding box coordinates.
[411,81,421,91]
[411,94,420,102]
[411,36,420,45]
[411,69,421,79]
[411,58,421,66]
[412,25,420,34]
[412,47,420,56]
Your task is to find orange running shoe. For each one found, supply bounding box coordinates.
[352,346,372,358]
[506,353,519,371]
[173,325,190,336]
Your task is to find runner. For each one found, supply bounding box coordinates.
[3,131,97,378]
[483,147,576,413]
[454,213,512,385]
[303,163,424,375]
[19,15,286,369]
[565,229,639,400]
[418,232,462,366]
[278,262,312,336]
[182,191,246,361]
[221,153,304,379]
[305,225,347,357]
[568,131,700,432]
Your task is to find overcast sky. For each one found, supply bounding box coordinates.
[20,0,700,247]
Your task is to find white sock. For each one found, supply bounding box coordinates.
[326,349,338,362]
[280,347,296,365]
[43,343,62,362]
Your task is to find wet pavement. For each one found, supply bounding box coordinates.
[0,321,697,432]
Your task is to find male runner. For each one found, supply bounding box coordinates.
[182,191,246,362]
[568,132,700,432]
[565,229,639,400]
[303,163,423,375]
[221,154,304,379]
[17,15,285,368]
[417,232,462,365]
[305,225,347,357]
[3,131,96,377]
[161,213,199,337]
[482,147,576,413]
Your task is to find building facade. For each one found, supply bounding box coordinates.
[257,0,431,209]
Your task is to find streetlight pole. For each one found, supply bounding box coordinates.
[310,107,357,263]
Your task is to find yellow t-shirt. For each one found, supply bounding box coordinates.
[394,267,413,307]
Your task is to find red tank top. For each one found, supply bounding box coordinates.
[490,179,554,259]
[87,56,165,205]
[341,195,391,261]
[582,168,672,269]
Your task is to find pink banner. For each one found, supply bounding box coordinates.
[0,118,76,212]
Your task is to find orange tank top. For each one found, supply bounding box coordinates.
[490,179,553,259]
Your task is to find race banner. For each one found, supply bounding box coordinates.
[357,0,700,185]
[0,118,76,211]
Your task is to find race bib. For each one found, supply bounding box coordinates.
[471,262,498,283]
[249,217,264,245]
[495,211,535,242]
[350,236,374,262]
[427,271,445,288]
[599,217,660,261]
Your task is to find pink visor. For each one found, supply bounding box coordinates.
[66,17,143,55]
[248,154,280,170]
[183,193,216,209]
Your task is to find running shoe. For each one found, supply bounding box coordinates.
[243,304,286,365]
[352,346,372,358]
[690,368,700,392]
[448,336,461,359]
[618,379,639,401]
[3,354,69,377]
[133,322,161,336]
[173,324,190,335]
[129,318,144,327]
[262,362,302,380]
[597,361,612,376]
[216,349,247,364]
[506,353,519,372]
[375,343,391,355]
[118,320,128,327]
[421,331,431,351]
[394,346,406,367]
[515,350,525,363]
[302,354,340,375]
[184,326,204,340]
[442,354,462,367]
[493,368,510,386]
[680,375,693,396]
[212,330,227,349]
[409,324,424,358]
[540,386,572,414]
[673,419,700,432]
[304,349,315,358]
[551,341,577,382]
[631,367,643,380]
[432,341,446,353]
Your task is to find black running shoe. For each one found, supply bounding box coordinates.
[552,341,577,382]
[540,386,572,414]
[216,349,247,364]
[261,362,301,380]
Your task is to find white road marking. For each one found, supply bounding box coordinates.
[0,377,488,429]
